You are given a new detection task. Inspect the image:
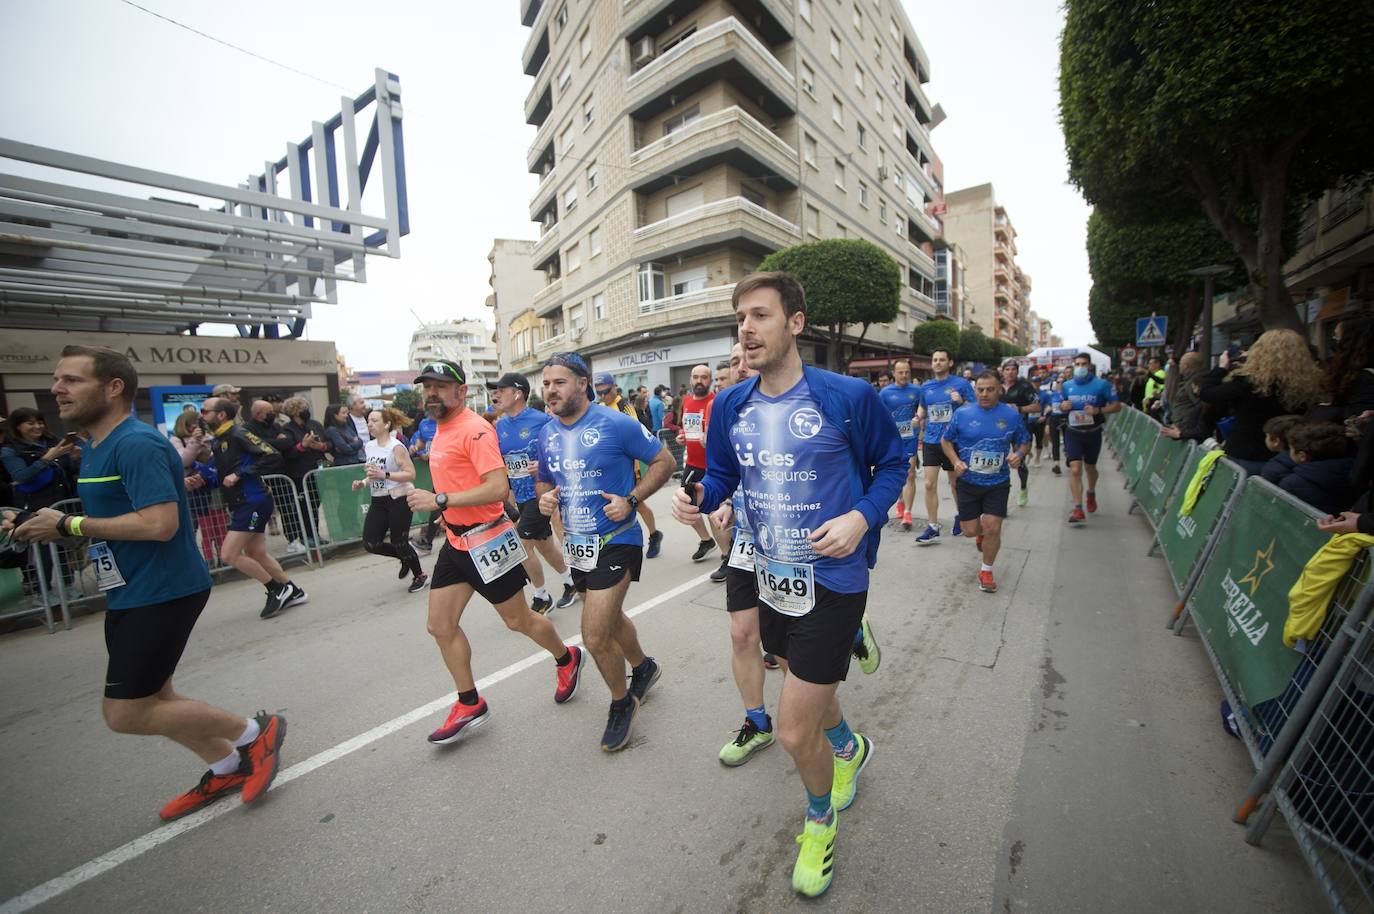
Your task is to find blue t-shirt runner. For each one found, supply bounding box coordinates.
[1059,375,1118,433]
[77,417,212,611]
[728,376,870,597]
[919,376,976,444]
[411,416,438,457]
[537,404,662,549]
[496,407,550,504]
[877,382,921,457]
[942,402,1032,489]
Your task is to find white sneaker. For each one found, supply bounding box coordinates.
[284,541,306,555]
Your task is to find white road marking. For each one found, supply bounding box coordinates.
[0,572,712,914]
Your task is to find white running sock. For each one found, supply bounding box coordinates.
[534,587,550,600]
[560,570,573,587]
[209,748,242,776]
[980,562,994,572]
[234,718,260,747]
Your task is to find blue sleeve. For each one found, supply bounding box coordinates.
[621,412,665,465]
[535,433,552,485]
[1104,380,1119,403]
[1013,422,1032,446]
[193,459,219,488]
[1,446,50,486]
[852,382,906,529]
[941,411,959,442]
[699,388,741,513]
[121,434,182,510]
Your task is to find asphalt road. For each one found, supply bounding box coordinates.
[0,456,1318,913]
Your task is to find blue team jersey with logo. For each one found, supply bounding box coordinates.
[412,417,438,457]
[77,417,212,610]
[1038,385,1061,416]
[1059,376,1118,432]
[496,408,550,503]
[536,405,662,547]
[729,377,868,593]
[942,402,1031,487]
[919,376,976,444]
[878,382,921,455]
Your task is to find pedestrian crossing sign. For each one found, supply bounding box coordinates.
[1136,316,1167,347]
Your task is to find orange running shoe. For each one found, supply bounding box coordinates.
[1086,491,1098,513]
[1068,507,1086,524]
[555,645,585,704]
[428,696,490,744]
[978,570,997,593]
[159,762,249,821]
[241,712,287,805]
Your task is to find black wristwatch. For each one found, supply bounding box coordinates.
[435,492,448,510]
[626,494,640,511]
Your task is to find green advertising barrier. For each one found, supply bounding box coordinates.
[310,460,432,547]
[1158,452,1245,595]
[1185,479,1328,723]
[1108,407,1135,453]
[1120,412,1160,490]
[1130,435,1194,527]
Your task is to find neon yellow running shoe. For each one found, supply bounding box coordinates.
[832,733,873,812]
[852,616,880,675]
[718,718,775,767]
[792,811,837,897]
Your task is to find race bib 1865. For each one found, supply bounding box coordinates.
[563,532,600,572]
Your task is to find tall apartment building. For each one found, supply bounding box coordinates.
[409,318,502,408]
[934,239,969,327]
[517,0,946,394]
[942,183,1030,347]
[485,238,545,379]
[1027,309,1056,348]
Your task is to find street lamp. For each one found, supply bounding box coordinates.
[1187,264,1230,367]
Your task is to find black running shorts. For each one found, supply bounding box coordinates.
[757,585,866,685]
[571,543,642,592]
[431,541,528,605]
[104,588,210,700]
[725,566,758,613]
[955,479,1011,521]
[515,498,553,541]
[922,441,955,472]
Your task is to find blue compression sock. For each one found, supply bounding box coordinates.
[745,705,771,732]
[806,789,833,821]
[826,718,857,760]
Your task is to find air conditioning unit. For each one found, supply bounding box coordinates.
[877,166,889,180]
[632,36,656,67]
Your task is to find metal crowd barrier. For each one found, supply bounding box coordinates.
[0,505,68,633]
[658,428,685,478]
[1130,434,1196,540]
[1164,454,1248,626]
[45,473,313,617]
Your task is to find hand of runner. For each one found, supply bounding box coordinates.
[952,460,968,478]
[13,507,64,543]
[709,502,733,531]
[602,493,632,522]
[364,463,384,480]
[808,509,868,559]
[671,484,703,524]
[185,474,204,491]
[539,486,561,517]
[407,488,439,513]
[1008,451,1023,469]
[676,431,686,445]
[949,391,963,404]
[351,479,366,492]
[1317,512,1361,535]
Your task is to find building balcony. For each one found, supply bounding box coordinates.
[535,332,567,357]
[532,279,564,317]
[624,0,792,45]
[521,0,543,27]
[626,17,796,123]
[905,240,935,276]
[526,120,556,174]
[639,282,736,317]
[531,223,561,268]
[628,105,799,194]
[632,195,799,261]
[522,25,549,77]
[524,78,553,128]
[529,171,558,222]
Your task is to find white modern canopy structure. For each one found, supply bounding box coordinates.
[0,68,408,338]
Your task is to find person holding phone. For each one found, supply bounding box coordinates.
[2,407,80,599]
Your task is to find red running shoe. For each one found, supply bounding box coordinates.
[1068,507,1086,524]
[241,711,287,805]
[555,645,585,704]
[978,570,998,593]
[429,697,490,744]
[1086,491,1098,513]
[159,762,249,821]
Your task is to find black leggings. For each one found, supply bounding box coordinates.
[1045,416,1063,463]
[363,496,420,576]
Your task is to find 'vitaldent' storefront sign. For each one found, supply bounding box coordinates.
[0,329,337,375]
[618,348,672,367]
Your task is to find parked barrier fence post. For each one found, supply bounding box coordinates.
[1239,553,1374,914]
[0,505,64,632]
[1176,479,1361,796]
[1164,455,1247,630]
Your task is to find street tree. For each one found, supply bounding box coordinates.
[392,387,422,416]
[958,328,992,365]
[912,317,960,356]
[758,238,901,371]
[1060,0,1374,331]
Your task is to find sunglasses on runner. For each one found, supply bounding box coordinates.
[413,360,467,384]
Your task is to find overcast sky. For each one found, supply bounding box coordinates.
[0,0,1090,368]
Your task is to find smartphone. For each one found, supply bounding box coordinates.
[60,432,81,446]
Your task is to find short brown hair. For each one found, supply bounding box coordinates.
[1262,414,1303,448]
[732,271,807,319]
[975,369,1000,385]
[1288,421,1347,461]
[60,345,138,405]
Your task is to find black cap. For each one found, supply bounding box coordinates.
[413,359,466,385]
[484,372,530,396]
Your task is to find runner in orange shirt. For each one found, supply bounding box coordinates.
[405,360,584,744]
